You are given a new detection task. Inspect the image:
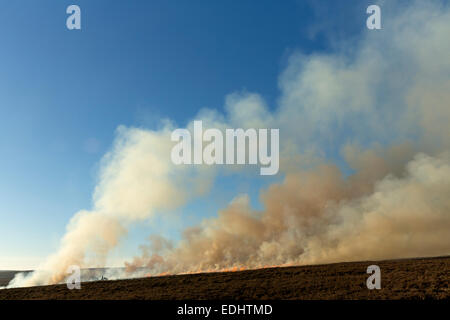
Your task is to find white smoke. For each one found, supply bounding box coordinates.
[8,127,215,287]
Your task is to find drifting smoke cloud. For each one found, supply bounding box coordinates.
[8,128,215,287]
[125,150,450,275]
[7,0,450,287]
[123,1,450,276]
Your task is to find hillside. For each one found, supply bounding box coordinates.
[1,256,449,300]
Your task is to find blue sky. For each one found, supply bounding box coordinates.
[0,0,373,269]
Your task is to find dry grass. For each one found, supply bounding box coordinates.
[1,256,448,300]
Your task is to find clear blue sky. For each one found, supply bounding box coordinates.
[0,0,372,269]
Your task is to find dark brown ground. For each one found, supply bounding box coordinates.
[1,256,449,300]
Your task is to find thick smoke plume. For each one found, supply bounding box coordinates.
[126,150,450,276]
[7,1,450,287]
[7,128,215,287]
[123,1,450,276]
